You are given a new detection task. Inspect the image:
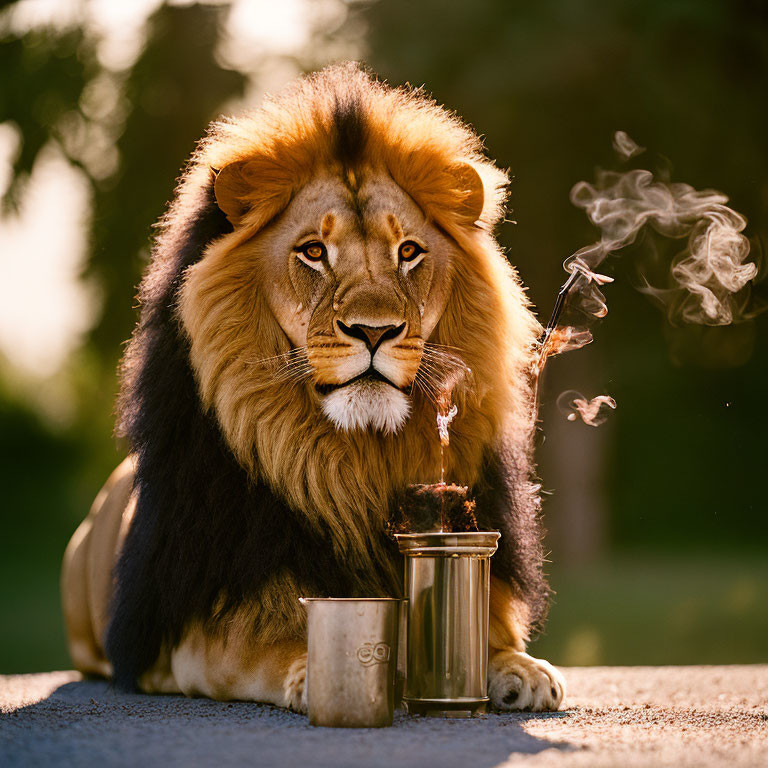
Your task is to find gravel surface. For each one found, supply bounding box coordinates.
[1,666,766,768]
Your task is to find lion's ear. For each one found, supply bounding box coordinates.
[214,161,253,225]
[448,162,485,226]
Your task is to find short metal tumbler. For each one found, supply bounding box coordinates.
[300,597,401,728]
[396,531,500,717]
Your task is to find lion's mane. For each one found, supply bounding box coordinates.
[107,63,550,690]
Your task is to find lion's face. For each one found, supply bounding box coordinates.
[176,65,538,496]
[239,170,460,432]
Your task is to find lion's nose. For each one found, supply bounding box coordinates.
[337,321,406,352]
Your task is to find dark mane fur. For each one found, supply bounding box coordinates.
[106,128,549,691]
[331,93,368,170]
[106,170,399,689]
[476,439,551,632]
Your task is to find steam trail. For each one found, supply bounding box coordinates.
[612,130,644,161]
[536,132,762,428]
[557,391,617,427]
[569,138,759,325]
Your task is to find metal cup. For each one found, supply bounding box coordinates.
[300,597,402,728]
[396,531,500,717]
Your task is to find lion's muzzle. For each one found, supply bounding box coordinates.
[311,316,422,432]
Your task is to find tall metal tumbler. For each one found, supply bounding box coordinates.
[300,597,401,728]
[395,531,500,717]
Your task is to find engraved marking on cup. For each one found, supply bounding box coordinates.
[356,642,390,666]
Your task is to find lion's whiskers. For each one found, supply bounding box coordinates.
[418,353,466,382]
[421,344,468,369]
[414,374,439,405]
[414,344,472,408]
[422,341,463,353]
[419,353,458,372]
[240,347,317,387]
[244,347,309,368]
[414,365,443,404]
[416,362,446,388]
[273,357,314,385]
[240,342,468,399]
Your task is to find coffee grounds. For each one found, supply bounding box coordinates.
[389,483,478,534]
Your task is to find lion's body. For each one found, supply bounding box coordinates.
[61,63,565,711]
[62,459,307,701]
[61,457,135,680]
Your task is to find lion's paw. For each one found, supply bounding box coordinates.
[488,650,565,711]
[284,652,308,713]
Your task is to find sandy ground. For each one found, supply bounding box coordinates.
[1,666,766,768]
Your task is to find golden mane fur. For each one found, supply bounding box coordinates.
[177,64,541,585]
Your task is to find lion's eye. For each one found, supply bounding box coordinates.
[398,240,425,262]
[298,241,326,262]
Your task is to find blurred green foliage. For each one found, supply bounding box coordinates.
[0,1,247,672]
[86,3,245,361]
[0,20,96,210]
[532,554,768,665]
[0,0,766,672]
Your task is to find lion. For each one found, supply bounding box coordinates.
[61,63,565,712]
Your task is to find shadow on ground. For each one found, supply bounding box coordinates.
[1,678,573,768]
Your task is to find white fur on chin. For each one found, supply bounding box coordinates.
[321,378,411,433]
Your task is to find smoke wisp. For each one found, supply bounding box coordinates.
[557,391,617,427]
[570,151,759,326]
[535,132,762,428]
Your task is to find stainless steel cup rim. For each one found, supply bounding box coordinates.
[299,597,405,604]
[395,530,500,556]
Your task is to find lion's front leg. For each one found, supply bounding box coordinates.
[488,649,565,712]
[487,576,566,711]
[162,623,308,711]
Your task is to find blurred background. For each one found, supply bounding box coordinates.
[1,0,766,673]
